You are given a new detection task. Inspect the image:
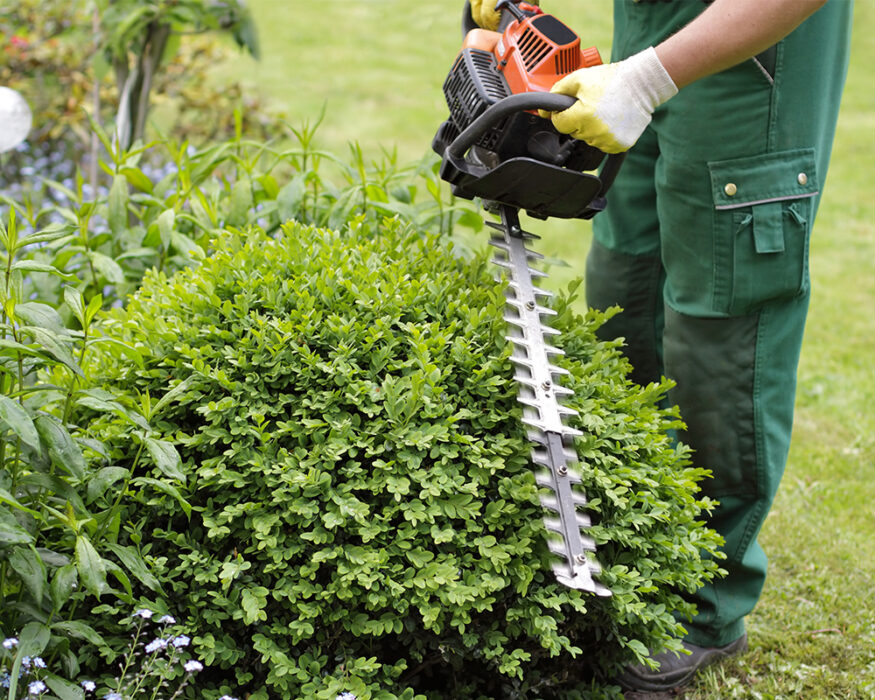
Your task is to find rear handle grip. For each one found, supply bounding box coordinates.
[447,92,577,159]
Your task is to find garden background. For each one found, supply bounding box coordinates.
[218,3,875,695]
[0,0,873,698]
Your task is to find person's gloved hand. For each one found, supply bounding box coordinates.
[469,0,502,30]
[469,0,539,31]
[539,47,678,153]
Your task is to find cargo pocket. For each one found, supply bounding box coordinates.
[709,149,818,316]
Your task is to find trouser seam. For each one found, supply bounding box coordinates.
[733,307,766,563]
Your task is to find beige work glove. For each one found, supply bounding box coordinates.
[540,47,678,153]
[469,0,539,31]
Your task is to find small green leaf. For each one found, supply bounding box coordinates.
[132,477,191,518]
[50,564,78,610]
[144,437,186,483]
[108,174,129,234]
[157,208,176,246]
[86,466,130,503]
[0,508,34,545]
[8,545,47,604]
[120,165,154,193]
[0,394,41,451]
[52,620,106,649]
[34,414,87,480]
[75,535,107,598]
[89,251,125,285]
[45,673,85,700]
[227,177,253,227]
[105,543,163,593]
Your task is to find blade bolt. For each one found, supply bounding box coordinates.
[525,300,535,311]
[541,381,552,391]
[576,553,587,564]
[557,465,568,476]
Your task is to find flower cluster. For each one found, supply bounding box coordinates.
[1,608,241,700]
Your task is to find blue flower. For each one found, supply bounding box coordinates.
[134,609,154,620]
[336,693,357,700]
[27,680,47,696]
[31,657,46,669]
[172,635,191,648]
[81,680,96,692]
[1,638,18,650]
[104,693,123,700]
[157,615,176,625]
[145,638,168,654]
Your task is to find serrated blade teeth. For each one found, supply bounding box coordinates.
[553,563,611,596]
[543,516,595,537]
[548,363,570,376]
[541,495,589,515]
[534,449,579,468]
[527,431,549,446]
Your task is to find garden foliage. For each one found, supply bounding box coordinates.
[0,127,479,699]
[73,218,722,698]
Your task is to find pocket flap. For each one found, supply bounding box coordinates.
[709,148,819,210]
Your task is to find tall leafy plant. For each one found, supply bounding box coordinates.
[99,0,260,150]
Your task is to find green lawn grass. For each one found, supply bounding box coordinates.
[215,2,875,696]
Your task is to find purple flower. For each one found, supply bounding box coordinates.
[183,660,203,673]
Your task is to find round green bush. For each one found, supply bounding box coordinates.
[84,219,721,698]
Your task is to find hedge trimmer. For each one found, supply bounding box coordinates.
[432,0,624,595]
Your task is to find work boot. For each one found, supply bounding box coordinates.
[616,634,748,694]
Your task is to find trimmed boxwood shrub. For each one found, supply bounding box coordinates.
[81,218,721,698]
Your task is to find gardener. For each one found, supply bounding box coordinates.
[470,0,852,694]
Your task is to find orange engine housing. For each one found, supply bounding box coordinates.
[462,10,602,97]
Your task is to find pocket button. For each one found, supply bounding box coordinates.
[724,182,738,197]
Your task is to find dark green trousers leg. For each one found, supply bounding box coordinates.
[589,0,852,647]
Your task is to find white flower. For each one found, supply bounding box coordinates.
[32,657,46,669]
[183,660,203,673]
[134,609,154,619]
[336,694,357,700]
[158,615,176,624]
[145,638,168,653]
[219,696,238,700]
[81,680,96,692]
[172,635,191,648]
[1,638,18,650]
[27,680,47,696]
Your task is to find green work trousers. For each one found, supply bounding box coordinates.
[586,0,853,647]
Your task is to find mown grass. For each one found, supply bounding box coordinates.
[215,2,875,697]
